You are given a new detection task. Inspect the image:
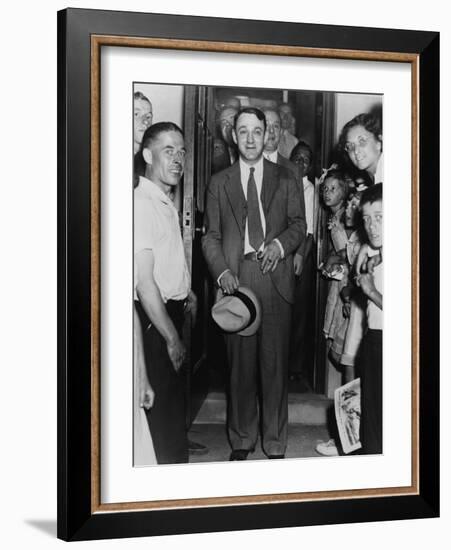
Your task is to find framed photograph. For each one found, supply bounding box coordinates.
[57,8,439,541]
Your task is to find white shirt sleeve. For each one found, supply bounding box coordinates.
[134,199,158,255]
[273,238,285,258]
[217,268,231,287]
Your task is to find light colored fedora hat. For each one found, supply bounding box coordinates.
[211,286,261,337]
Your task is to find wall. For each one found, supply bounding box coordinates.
[335,93,383,139]
[0,2,447,550]
[135,83,184,127]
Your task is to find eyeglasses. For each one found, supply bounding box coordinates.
[344,136,372,153]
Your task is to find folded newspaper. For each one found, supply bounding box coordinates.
[334,378,362,454]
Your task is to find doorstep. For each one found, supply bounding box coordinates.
[192,391,333,426]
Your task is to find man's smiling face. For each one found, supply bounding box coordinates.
[147,130,186,188]
[233,112,266,164]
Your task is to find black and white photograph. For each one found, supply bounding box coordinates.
[132,82,383,466]
[0,0,444,546]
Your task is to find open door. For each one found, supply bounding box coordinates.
[181,85,339,422]
[182,85,216,423]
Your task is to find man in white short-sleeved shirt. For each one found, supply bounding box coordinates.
[134,122,196,464]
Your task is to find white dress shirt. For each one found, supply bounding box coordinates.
[263,150,278,163]
[239,157,267,254]
[374,152,384,184]
[217,157,284,286]
[303,176,315,235]
[134,176,190,302]
[367,260,383,330]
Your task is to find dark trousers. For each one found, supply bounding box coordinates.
[360,329,383,454]
[224,259,291,456]
[135,300,188,464]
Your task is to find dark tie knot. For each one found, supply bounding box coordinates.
[249,167,255,175]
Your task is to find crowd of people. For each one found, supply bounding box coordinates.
[132,89,383,465]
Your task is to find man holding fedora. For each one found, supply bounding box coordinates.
[211,286,261,337]
[202,107,306,460]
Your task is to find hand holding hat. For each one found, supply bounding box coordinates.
[211,286,262,337]
[219,270,240,295]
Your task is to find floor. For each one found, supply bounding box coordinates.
[187,422,333,463]
[187,370,337,463]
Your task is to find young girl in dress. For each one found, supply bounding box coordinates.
[316,170,361,458]
[320,168,350,346]
[329,187,368,384]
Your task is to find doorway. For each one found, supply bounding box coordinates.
[179,85,338,423]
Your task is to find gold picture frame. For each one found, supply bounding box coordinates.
[58,8,439,541]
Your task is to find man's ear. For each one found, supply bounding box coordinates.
[232,129,237,146]
[142,147,152,165]
[263,130,269,147]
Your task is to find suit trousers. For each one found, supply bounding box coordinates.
[135,299,188,464]
[224,258,291,456]
[360,329,383,454]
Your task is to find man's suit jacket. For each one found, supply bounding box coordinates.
[202,158,306,304]
[276,153,307,255]
[276,153,298,181]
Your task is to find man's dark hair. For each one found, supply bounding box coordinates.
[134,122,184,188]
[140,122,184,151]
[360,182,383,208]
[233,107,267,132]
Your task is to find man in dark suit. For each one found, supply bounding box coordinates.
[202,107,306,460]
[262,108,301,183]
[212,106,239,174]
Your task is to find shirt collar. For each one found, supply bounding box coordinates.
[375,152,384,184]
[239,156,264,181]
[138,176,174,206]
[263,150,278,163]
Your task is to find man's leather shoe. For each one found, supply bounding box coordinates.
[229,449,250,461]
[268,454,285,459]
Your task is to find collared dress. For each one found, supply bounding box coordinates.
[323,208,349,341]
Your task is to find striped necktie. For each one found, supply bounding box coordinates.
[247,167,264,251]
